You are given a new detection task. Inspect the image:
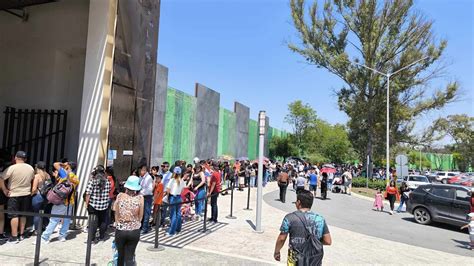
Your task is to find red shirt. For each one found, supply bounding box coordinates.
[210,171,221,194]
[107,176,116,199]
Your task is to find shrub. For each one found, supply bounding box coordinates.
[352,177,386,191]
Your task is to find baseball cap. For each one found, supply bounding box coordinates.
[15,151,27,159]
[173,167,182,175]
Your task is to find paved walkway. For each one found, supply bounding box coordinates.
[0,182,472,265]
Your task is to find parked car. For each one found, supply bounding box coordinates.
[459,176,474,187]
[406,184,471,227]
[447,174,467,184]
[403,175,430,190]
[435,172,460,184]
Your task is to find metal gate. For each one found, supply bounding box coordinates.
[1,107,67,167]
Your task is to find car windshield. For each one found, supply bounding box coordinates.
[410,176,428,182]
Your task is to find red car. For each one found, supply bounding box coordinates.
[460,176,473,187]
[447,174,466,184]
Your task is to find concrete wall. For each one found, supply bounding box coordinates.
[195,83,220,160]
[0,0,89,161]
[234,102,250,158]
[76,0,118,217]
[150,64,168,165]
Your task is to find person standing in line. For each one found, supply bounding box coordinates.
[159,162,172,226]
[308,168,318,198]
[152,174,164,226]
[238,163,246,191]
[189,165,206,218]
[85,165,111,243]
[31,161,51,234]
[139,165,154,234]
[167,167,186,236]
[274,190,332,265]
[113,176,144,266]
[277,170,289,203]
[385,180,399,215]
[2,151,35,243]
[397,182,410,213]
[343,169,353,195]
[208,163,221,223]
[42,160,79,243]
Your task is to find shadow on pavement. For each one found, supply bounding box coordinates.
[451,238,470,249]
[401,217,466,233]
[140,220,228,249]
[246,220,256,230]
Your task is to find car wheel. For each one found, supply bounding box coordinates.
[414,207,431,225]
[441,179,447,184]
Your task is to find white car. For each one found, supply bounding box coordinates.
[403,175,430,190]
[435,172,460,184]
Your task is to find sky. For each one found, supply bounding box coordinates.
[157,0,473,136]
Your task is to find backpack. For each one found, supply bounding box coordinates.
[47,181,74,205]
[39,179,55,199]
[291,212,324,266]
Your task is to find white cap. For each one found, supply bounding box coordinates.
[193,157,200,164]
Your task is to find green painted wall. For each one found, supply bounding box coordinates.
[217,107,237,156]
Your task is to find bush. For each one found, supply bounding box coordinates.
[352,177,386,191]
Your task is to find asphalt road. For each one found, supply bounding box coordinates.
[264,187,472,257]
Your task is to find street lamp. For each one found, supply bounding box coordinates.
[354,57,429,185]
[255,111,266,233]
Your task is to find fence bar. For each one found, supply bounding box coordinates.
[21,109,29,152]
[34,210,44,266]
[2,107,10,148]
[226,182,237,219]
[60,110,68,159]
[15,109,22,151]
[201,196,209,233]
[244,183,252,211]
[147,205,165,252]
[85,214,96,266]
[53,110,61,162]
[46,110,54,166]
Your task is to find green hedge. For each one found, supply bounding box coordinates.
[352,177,386,191]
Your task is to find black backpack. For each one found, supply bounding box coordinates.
[292,212,324,266]
[40,178,55,199]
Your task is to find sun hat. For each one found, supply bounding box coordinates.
[173,167,182,175]
[124,175,142,191]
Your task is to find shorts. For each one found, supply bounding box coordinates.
[310,185,317,191]
[7,195,32,218]
[0,190,8,205]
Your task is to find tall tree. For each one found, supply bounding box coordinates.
[284,100,317,154]
[288,0,458,166]
[269,136,299,159]
[425,114,474,171]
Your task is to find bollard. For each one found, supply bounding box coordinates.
[226,183,237,219]
[34,210,44,266]
[147,205,165,252]
[85,214,96,266]
[244,183,252,211]
[200,195,209,233]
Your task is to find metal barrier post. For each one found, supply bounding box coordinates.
[147,205,165,252]
[200,195,209,233]
[244,183,252,210]
[34,210,44,266]
[85,214,96,266]
[226,183,236,219]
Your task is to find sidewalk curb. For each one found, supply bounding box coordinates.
[351,190,401,208]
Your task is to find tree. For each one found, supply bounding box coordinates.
[289,0,458,168]
[284,100,317,154]
[425,114,474,171]
[269,136,299,159]
[408,150,430,170]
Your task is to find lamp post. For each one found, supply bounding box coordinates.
[354,57,429,185]
[255,111,266,233]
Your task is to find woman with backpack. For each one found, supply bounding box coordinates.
[85,165,111,242]
[31,161,51,234]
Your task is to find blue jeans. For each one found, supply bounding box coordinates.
[42,204,72,241]
[32,193,44,231]
[250,176,256,187]
[142,195,153,232]
[195,188,206,216]
[168,195,182,235]
[397,196,407,212]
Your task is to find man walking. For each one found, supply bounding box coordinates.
[274,190,332,265]
[277,170,289,203]
[343,169,353,195]
[2,151,34,243]
[309,168,318,198]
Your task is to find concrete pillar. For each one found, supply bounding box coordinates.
[150,64,169,166]
[234,102,250,158]
[265,116,270,157]
[76,0,118,217]
[195,83,220,160]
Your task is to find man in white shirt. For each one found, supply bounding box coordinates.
[139,165,154,234]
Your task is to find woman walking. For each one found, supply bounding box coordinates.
[167,167,186,236]
[31,161,51,234]
[189,165,206,218]
[385,180,400,215]
[320,172,328,200]
[113,175,144,266]
[397,182,410,213]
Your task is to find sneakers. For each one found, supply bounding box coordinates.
[7,237,19,244]
[0,233,8,241]
[59,237,67,242]
[389,211,394,215]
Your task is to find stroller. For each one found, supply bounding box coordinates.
[181,188,196,223]
[331,176,345,193]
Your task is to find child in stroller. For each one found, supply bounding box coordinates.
[181,187,196,223]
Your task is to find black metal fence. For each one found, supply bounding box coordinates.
[2,107,67,166]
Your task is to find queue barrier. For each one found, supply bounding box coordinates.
[0,209,94,266]
[148,184,236,251]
